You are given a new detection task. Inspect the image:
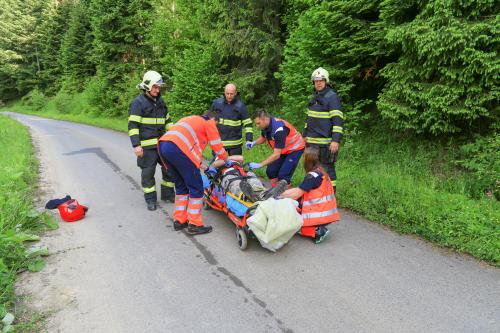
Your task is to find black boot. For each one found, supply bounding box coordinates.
[187,224,213,235]
[262,180,289,200]
[173,220,188,231]
[239,181,260,202]
[161,186,175,203]
[146,201,157,211]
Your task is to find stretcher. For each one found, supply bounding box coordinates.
[202,163,257,250]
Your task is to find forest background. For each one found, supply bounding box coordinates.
[0,0,499,292]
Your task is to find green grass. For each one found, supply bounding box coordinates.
[3,97,499,266]
[0,114,55,330]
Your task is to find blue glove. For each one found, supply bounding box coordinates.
[225,159,233,167]
[206,166,217,176]
[248,162,262,170]
[246,141,256,150]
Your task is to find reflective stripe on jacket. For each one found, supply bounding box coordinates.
[267,117,305,155]
[210,96,253,147]
[159,116,228,167]
[301,169,340,226]
[304,86,344,146]
[128,94,173,149]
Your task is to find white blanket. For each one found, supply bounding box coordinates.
[247,198,303,252]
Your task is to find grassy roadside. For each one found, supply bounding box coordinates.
[0,114,57,331]
[2,100,499,266]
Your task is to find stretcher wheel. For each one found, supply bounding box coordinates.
[236,228,248,250]
[202,199,211,210]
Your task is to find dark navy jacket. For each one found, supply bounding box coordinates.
[210,96,253,147]
[304,86,344,146]
[128,93,172,149]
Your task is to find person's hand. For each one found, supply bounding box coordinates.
[248,162,262,170]
[134,146,143,157]
[200,162,208,171]
[225,159,233,167]
[329,141,339,154]
[206,166,218,176]
[246,141,256,150]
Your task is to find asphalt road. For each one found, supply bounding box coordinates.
[8,112,500,333]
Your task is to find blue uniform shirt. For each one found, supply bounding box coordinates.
[299,170,324,192]
[261,117,290,150]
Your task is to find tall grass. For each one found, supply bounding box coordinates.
[0,115,55,328]
[3,99,499,266]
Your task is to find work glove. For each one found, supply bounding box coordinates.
[225,159,233,167]
[206,166,218,176]
[246,141,256,150]
[248,162,262,170]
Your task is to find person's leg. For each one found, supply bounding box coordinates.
[139,149,159,210]
[226,146,242,156]
[159,154,175,202]
[266,155,286,186]
[159,142,189,229]
[277,148,304,184]
[319,146,337,192]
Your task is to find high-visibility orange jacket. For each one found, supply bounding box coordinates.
[266,117,305,155]
[301,169,339,226]
[159,116,227,167]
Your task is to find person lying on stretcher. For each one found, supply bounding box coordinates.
[207,155,288,202]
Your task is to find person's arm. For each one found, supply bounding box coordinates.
[281,187,305,200]
[260,148,282,167]
[212,155,243,168]
[206,119,228,161]
[255,135,266,145]
[128,99,143,157]
[330,93,344,153]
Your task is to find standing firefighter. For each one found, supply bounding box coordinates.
[210,83,253,155]
[158,111,232,235]
[304,67,344,192]
[128,70,175,211]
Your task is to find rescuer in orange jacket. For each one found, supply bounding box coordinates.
[158,111,231,235]
[247,109,305,185]
[280,145,340,243]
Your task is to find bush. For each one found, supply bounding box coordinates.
[20,89,48,111]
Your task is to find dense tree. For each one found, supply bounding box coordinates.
[59,0,95,91]
[377,0,500,136]
[0,0,44,100]
[278,0,390,129]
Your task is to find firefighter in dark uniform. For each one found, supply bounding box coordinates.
[303,67,344,192]
[128,70,175,211]
[210,83,253,155]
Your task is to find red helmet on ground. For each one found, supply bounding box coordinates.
[58,199,88,222]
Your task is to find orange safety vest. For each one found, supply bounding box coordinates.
[301,169,340,226]
[268,118,305,154]
[159,116,228,167]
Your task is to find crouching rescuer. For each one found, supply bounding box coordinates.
[128,70,175,211]
[158,111,232,235]
[280,146,340,244]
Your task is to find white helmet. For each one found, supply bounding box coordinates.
[311,67,329,83]
[137,70,164,91]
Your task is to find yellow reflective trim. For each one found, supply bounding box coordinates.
[331,180,336,186]
[161,180,174,187]
[143,186,156,193]
[140,138,158,147]
[220,118,242,126]
[244,127,253,133]
[165,122,174,131]
[242,119,252,125]
[128,115,142,122]
[222,139,243,146]
[307,110,330,119]
[141,117,165,124]
[332,126,343,133]
[330,110,344,119]
[128,129,139,136]
[306,137,331,144]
